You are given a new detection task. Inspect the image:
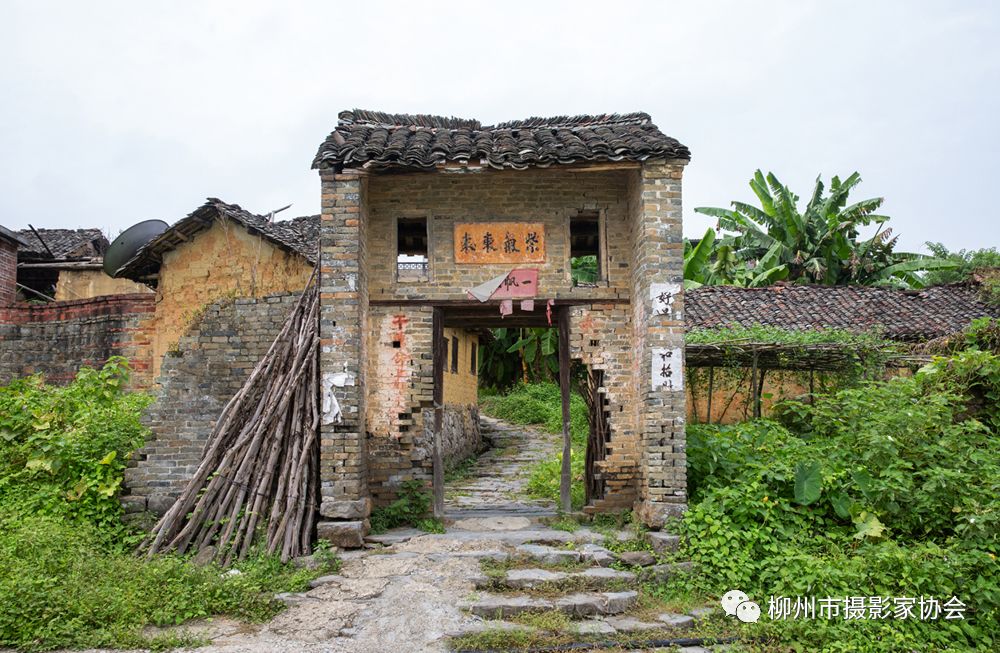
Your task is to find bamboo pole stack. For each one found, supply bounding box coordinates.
[143,274,320,565]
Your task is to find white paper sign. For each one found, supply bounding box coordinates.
[321,372,344,425]
[650,282,682,319]
[651,347,683,391]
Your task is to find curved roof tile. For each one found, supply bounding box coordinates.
[313,109,690,171]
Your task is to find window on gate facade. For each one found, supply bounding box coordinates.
[470,342,478,375]
[397,217,428,280]
[570,212,602,286]
[451,336,459,374]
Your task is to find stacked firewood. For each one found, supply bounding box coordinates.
[143,274,320,565]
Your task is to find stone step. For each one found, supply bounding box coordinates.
[643,561,695,582]
[513,542,615,566]
[461,590,638,619]
[647,532,682,553]
[478,566,637,591]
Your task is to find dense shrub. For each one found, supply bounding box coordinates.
[0,360,332,650]
[0,357,151,535]
[677,350,1000,651]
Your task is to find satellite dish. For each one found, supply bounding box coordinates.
[103,219,169,277]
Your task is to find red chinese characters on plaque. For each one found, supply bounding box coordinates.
[454,223,545,264]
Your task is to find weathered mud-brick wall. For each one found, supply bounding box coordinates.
[123,293,299,514]
[365,308,481,506]
[569,303,640,511]
[365,168,634,302]
[316,170,372,546]
[0,294,155,388]
[365,305,433,506]
[54,268,152,301]
[148,219,312,379]
[628,161,688,526]
[0,238,16,306]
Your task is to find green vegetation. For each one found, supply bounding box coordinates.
[675,345,1000,651]
[480,382,589,510]
[923,242,1000,285]
[570,254,599,285]
[369,479,444,534]
[690,170,955,289]
[0,359,334,651]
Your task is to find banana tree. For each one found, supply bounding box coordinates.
[695,170,955,288]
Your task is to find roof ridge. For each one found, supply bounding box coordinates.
[489,112,652,129]
[339,109,482,130]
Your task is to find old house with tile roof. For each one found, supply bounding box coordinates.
[5,108,996,548]
[13,226,150,301]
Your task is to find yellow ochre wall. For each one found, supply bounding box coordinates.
[442,327,479,406]
[54,269,153,301]
[150,220,311,379]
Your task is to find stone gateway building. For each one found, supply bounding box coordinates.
[0,109,693,546]
[4,110,995,549]
[310,110,691,541]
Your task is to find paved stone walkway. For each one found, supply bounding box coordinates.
[444,415,561,520]
[68,419,722,653]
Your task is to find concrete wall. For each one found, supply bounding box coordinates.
[0,294,155,388]
[123,292,299,512]
[149,219,311,379]
[54,269,153,301]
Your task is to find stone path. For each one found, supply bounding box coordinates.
[69,419,729,653]
[444,415,560,520]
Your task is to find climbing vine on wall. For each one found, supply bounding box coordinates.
[685,325,900,423]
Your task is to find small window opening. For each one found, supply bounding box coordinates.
[471,342,478,375]
[451,336,459,374]
[397,217,428,279]
[391,339,401,348]
[570,213,601,286]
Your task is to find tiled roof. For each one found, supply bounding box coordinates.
[313,109,690,171]
[15,228,108,260]
[115,199,318,281]
[0,224,29,248]
[686,283,1000,341]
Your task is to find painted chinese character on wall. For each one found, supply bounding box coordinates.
[455,223,546,264]
[651,347,684,391]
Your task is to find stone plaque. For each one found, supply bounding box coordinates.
[455,222,545,264]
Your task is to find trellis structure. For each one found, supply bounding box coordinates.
[685,339,912,420]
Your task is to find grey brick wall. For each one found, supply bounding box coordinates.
[123,292,299,514]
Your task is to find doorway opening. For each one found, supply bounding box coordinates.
[431,304,603,520]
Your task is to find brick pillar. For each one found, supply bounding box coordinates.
[316,169,372,547]
[630,159,688,528]
[0,239,17,307]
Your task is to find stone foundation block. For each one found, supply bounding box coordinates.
[634,500,686,528]
[317,520,369,548]
[319,497,372,519]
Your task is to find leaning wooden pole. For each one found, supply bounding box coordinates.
[141,270,321,565]
[558,306,572,514]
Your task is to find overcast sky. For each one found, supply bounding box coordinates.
[1,1,997,253]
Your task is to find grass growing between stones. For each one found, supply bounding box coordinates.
[480,555,592,578]
[479,382,589,510]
